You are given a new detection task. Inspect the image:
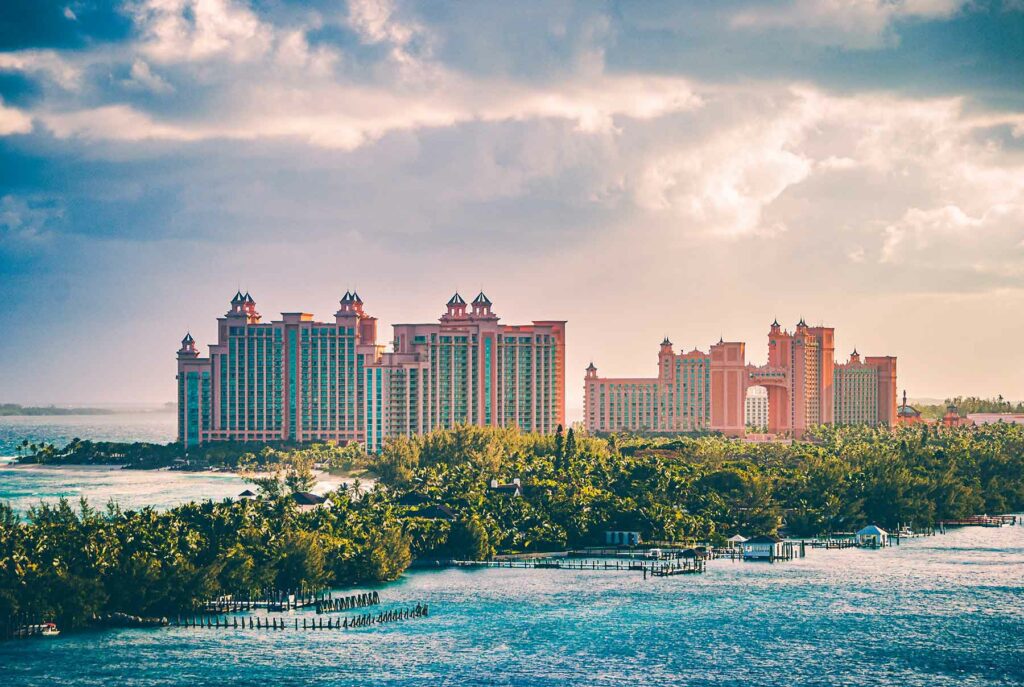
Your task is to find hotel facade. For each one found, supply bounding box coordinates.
[584,319,897,438]
[177,291,565,450]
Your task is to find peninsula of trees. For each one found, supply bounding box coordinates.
[2,423,1023,632]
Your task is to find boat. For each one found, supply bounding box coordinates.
[40,622,60,637]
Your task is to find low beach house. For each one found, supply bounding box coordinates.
[856,525,889,548]
[742,535,785,561]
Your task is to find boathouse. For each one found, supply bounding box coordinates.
[742,535,785,560]
[727,534,748,548]
[856,525,889,548]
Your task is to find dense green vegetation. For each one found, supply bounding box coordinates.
[916,395,1024,420]
[3,423,1024,632]
[14,438,369,473]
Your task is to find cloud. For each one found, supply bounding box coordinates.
[128,0,273,63]
[123,58,173,93]
[880,204,1024,277]
[0,49,82,90]
[0,98,32,134]
[730,0,967,48]
[0,195,59,256]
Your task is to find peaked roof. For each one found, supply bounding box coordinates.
[231,290,244,304]
[727,534,748,542]
[238,489,257,497]
[586,362,597,371]
[243,292,254,303]
[413,504,457,520]
[771,318,780,327]
[448,292,466,306]
[340,291,352,302]
[472,291,491,305]
[745,534,783,544]
[857,525,888,536]
[292,492,327,505]
[351,291,362,303]
[661,336,672,346]
[181,332,195,345]
[397,492,432,506]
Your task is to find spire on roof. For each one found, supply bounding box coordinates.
[472,291,491,305]
[231,290,244,304]
[448,292,466,306]
[243,292,254,303]
[661,336,672,346]
[341,291,352,303]
[771,318,780,328]
[586,361,597,371]
[851,348,859,357]
[352,291,362,303]
[182,332,194,345]
[797,317,807,328]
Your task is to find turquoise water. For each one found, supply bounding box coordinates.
[0,412,176,457]
[2,417,1022,684]
[0,414,349,513]
[4,526,1023,686]
[0,464,254,513]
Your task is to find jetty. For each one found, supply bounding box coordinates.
[452,556,705,576]
[174,604,428,631]
[202,589,379,614]
[939,515,1017,528]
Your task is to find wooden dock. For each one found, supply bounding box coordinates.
[453,557,705,576]
[202,589,379,615]
[174,604,428,631]
[940,515,1017,528]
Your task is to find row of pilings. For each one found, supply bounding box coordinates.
[174,604,428,630]
[316,591,379,613]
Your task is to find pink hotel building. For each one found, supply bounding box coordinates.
[177,291,566,450]
[585,319,897,438]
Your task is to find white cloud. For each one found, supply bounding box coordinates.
[0,99,32,135]
[0,50,82,90]
[40,105,200,141]
[123,59,174,93]
[129,0,273,63]
[731,0,967,48]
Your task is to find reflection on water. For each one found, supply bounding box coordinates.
[0,412,176,457]
[3,526,1023,686]
[0,464,253,513]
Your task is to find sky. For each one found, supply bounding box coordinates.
[1,0,1024,417]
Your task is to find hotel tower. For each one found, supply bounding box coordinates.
[584,319,896,438]
[177,291,566,450]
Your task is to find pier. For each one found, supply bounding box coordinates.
[174,604,428,631]
[939,515,1017,528]
[202,589,379,614]
[453,556,705,575]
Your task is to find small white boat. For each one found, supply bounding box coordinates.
[40,622,60,637]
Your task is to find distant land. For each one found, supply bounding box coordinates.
[0,402,175,416]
